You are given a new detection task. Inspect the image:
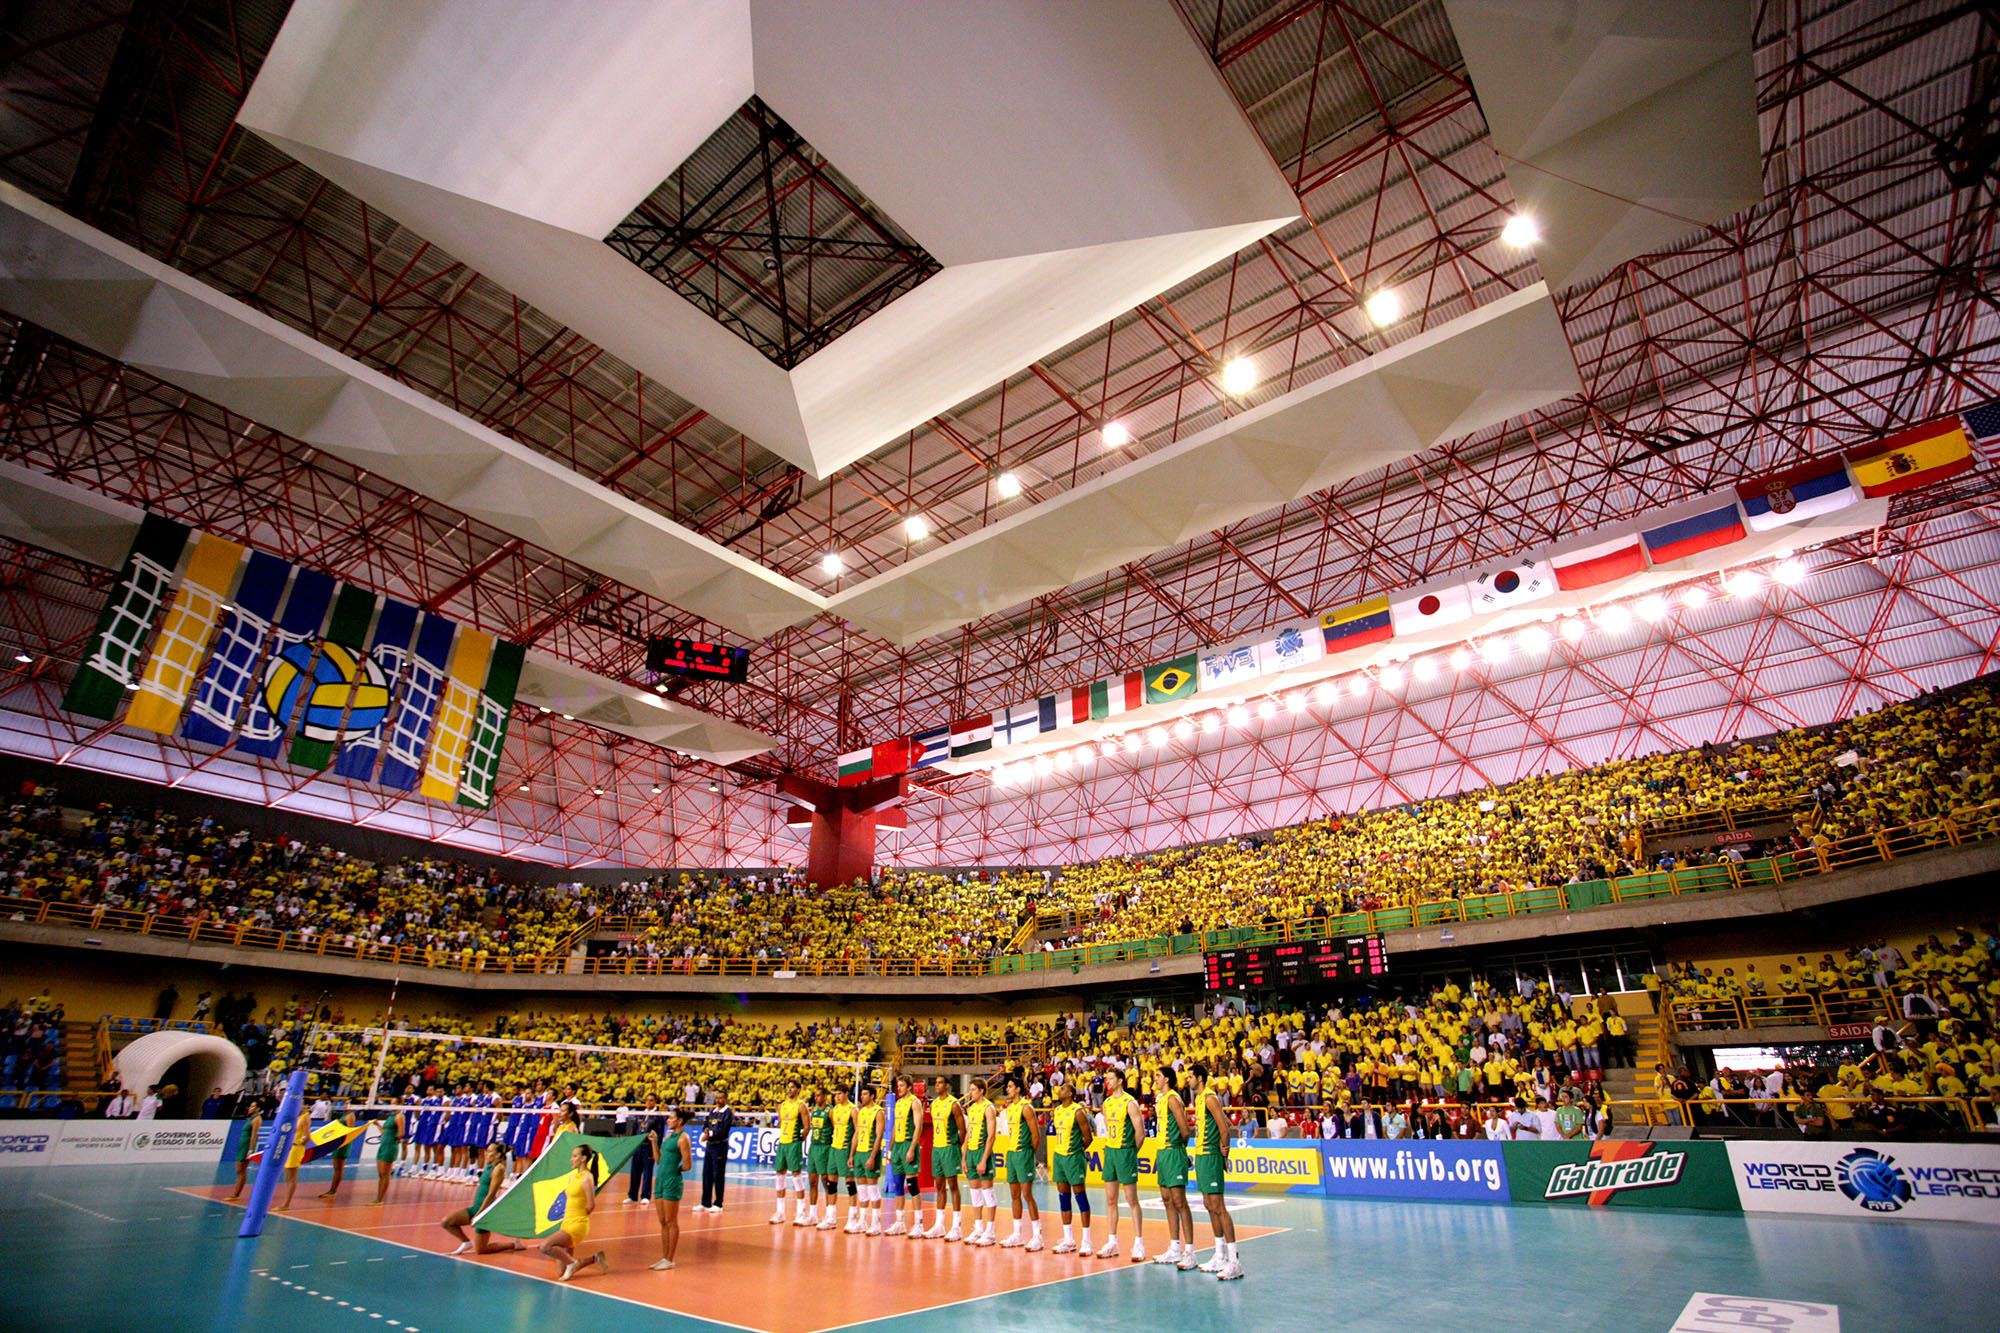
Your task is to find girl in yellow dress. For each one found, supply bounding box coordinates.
[540,1143,607,1282]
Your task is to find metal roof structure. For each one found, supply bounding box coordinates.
[0,0,1994,869]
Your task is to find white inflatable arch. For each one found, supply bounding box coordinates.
[114,1031,247,1105]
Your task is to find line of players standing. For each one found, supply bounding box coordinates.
[399,1085,558,1179]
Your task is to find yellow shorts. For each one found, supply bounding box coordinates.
[559,1218,590,1245]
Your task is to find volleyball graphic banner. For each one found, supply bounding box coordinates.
[287,582,381,771]
[330,596,418,782]
[420,627,494,801]
[181,550,292,747]
[377,612,457,792]
[124,532,244,734]
[456,638,525,809]
[471,1131,643,1239]
[235,567,336,759]
[62,513,190,719]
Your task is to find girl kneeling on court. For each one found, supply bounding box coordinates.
[650,1108,693,1271]
[441,1142,522,1255]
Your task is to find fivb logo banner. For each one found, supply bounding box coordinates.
[1728,1141,2000,1225]
[1318,1142,1508,1202]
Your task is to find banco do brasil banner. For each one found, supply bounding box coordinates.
[1504,1140,1741,1212]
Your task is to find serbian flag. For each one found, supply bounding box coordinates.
[1320,596,1393,653]
[1548,529,1645,591]
[1640,496,1745,564]
[1845,419,1973,496]
[1737,458,1857,530]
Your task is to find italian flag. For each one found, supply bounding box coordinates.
[1088,671,1144,720]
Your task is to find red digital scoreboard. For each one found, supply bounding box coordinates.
[646,635,750,684]
[1203,935,1388,990]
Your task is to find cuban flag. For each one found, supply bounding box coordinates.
[1388,580,1472,635]
[1640,495,1745,564]
[1471,557,1554,611]
[911,725,950,769]
[993,701,1045,748]
[1547,529,1645,591]
[1736,458,1857,530]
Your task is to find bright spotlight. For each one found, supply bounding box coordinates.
[1448,648,1472,671]
[1221,357,1259,395]
[1559,618,1588,642]
[1499,213,1540,248]
[819,551,845,576]
[1773,559,1807,586]
[1681,585,1710,608]
[1256,699,1278,719]
[1055,751,1074,772]
[1635,594,1669,623]
[1518,626,1551,654]
[1413,656,1439,681]
[1227,704,1251,727]
[1102,419,1133,447]
[1200,713,1221,733]
[903,514,930,541]
[1314,681,1340,705]
[1725,570,1764,597]
[1286,692,1308,713]
[1479,637,1510,663]
[1365,289,1401,327]
[1174,719,1196,739]
[994,471,1022,499]
[1032,755,1053,775]
[1597,605,1632,633]
[1147,726,1169,748]
[1379,664,1404,689]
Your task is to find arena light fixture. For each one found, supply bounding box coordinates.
[1054,751,1074,772]
[592,786,604,795]
[1365,288,1401,327]
[1773,558,1807,586]
[1499,213,1540,248]
[1597,605,1632,632]
[1349,675,1370,697]
[1635,593,1670,623]
[1413,656,1439,682]
[1147,726,1169,748]
[560,712,574,720]
[1122,732,1143,753]
[707,781,720,793]
[1173,719,1195,739]
[994,471,1023,499]
[1101,419,1133,447]
[517,783,529,792]
[1285,692,1308,713]
[1378,664,1404,690]
[1200,713,1221,733]
[819,551,845,576]
[1518,626,1551,654]
[11,651,28,664]
[1724,570,1763,597]
[1226,704,1251,727]
[1681,585,1710,608]
[1099,740,1119,760]
[1256,699,1278,719]
[1558,618,1588,642]
[1448,648,1472,671]
[903,514,930,541]
[1220,356,1258,395]
[1313,681,1339,705]
[1479,637,1509,664]
[650,783,661,794]
[1032,754,1053,775]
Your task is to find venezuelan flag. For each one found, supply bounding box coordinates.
[1320,596,1392,653]
[1845,419,1973,496]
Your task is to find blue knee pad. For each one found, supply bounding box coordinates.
[1056,1185,1072,1215]
[1076,1190,1091,1221]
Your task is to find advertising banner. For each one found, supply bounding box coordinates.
[1728,1140,2000,1225]
[1318,1141,1510,1203]
[689,1123,778,1166]
[1022,1135,1323,1194]
[1505,1141,1742,1211]
[0,1119,230,1167]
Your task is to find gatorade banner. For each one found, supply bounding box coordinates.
[181,549,292,747]
[1728,1141,2000,1224]
[62,513,190,719]
[1504,1141,1741,1212]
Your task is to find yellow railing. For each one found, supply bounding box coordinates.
[3,802,1995,981]
[1641,798,1812,839]
[898,1037,1050,1067]
[1664,987,1892,1033]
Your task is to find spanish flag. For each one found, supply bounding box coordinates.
[1845,420,1973,496]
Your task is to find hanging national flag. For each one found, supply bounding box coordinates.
[1143,654,1199,704]
[235,567,337,759]
[994,701,1045,747]
[910,725,950,769]
[330,597,419,782]
[378,613,458,791]
[421,628,496,802]
[1639,496,1745,564]
[63,513,190,720]
[1037,691,1082,732]
[1388,581,1473,636]
[470,1131,644,1240]
[181,550,292,749]
[287,582,381,771]
[1320,597,1393,654]
[125,532,244,734]
[1963,400,2000,443]
[1736,458,1858,530]
[455,638,525,810]
[1845,419,1973,496]
[838,747,874,784]
[250,1117,371,1166]
[1470,557,1554,612]
[1547,529,1645,591]
[949,714,993,758]
[1088,671,1144,719]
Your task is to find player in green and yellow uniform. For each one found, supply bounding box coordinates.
[923,1077,968,1240]
[1188,1063,1243,1280]
[887,1074,922,1237]
[1046,1081,1094,1254]
[804,1088,833,1228]
[1151,1068,1197,1269]
[960,1077,998,1245]
[823,1085,856,1231]
[1098,1068,1148,1261]
[772,1080,810,1225]
[999,1073,1045,1251]
[850,1084,886,1235]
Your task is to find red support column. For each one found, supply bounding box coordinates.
[778,772,908,890]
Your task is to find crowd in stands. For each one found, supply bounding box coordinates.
[1,676,1994,971]
[1,989,65,1102]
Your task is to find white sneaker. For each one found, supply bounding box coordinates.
[451,1241,472,1255]
[884,1221,908,1236]
[908,1227,926,1241]
[843,1218,863,1233]
[1000,1233,1024,1248]
[649,1258,675,1271]
[944,1226,962,1242]
[866,1223,883,1236]
[1096,1240,1120,1259]
[972,1234,995,1247]
[770,1210,785,1224]
[1152,1250,1179,1264]
[1130,1245,1147,1263]
[1026,1236,1045,1252]
[816,1218,836,1230]
[1218,1259,1245,1281]
[922,1222,945,1239]
[1198,1253,1224,1273]
[1176,1254,1200,1272]
[1052,1238,1077,1254]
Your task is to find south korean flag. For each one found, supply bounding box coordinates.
[1471,557,1554,612]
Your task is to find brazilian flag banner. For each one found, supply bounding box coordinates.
[471,1131,643,1239]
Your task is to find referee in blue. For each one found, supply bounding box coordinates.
[698,1090,735,1212]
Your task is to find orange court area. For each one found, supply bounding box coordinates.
[177,1177,1281,1333]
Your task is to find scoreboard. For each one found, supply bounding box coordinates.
[1203,935,1388,990]
[646,635,751,684]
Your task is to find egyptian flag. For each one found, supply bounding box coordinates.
[948,714,993,758]
[1845,419,1974,496]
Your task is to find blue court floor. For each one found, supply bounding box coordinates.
[3,1159,1996,1332]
